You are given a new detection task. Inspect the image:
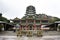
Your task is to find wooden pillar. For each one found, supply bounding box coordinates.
[55,23,58,31]
[34,20,36,30]
[40,20,42,30]
[26,20,28,30]
[20,20,22,30]
[20,25,21,30]
[20,25,22,30]
[4,23,6,31]
[40,20,41,29]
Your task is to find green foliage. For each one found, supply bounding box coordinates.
[49,17,60,23]
[0,13,2,17]
[0,14,10,23]
[1,17,10,23]
[54,17,60,21]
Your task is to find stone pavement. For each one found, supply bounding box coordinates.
[0,36,60,40]
[42,31,60,36]
[0,31,60,36]
[0,31,16,36]
[17,36,60,40]
[0,31,60,40]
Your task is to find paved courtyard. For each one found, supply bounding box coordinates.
[0,36,60,40]
[0,31,60,40]
[0,31,60,36]
[0,31,16,36]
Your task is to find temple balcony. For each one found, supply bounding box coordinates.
[21,23,26,25]
[41,23,49,25]
[26,18,35,19]
[27,23,34,24]
[35,18,41,20]
[35,23,41,25]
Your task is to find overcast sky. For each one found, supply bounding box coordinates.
[0,0,60,19]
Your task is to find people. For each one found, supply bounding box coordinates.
[13,27,16,32]
[2,27,4,31]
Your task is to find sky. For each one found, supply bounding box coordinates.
[0,0,60,19]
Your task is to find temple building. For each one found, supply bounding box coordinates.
[20,5,50,30]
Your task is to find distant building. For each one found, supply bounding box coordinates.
[10,17,20,25]
[20,5,50,30]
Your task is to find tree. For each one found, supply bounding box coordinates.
[49,17,60,23]
[0,13,10,23]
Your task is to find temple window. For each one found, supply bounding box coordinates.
[36,20,40,23]
[21,20,26,23]
[41,20,48,23]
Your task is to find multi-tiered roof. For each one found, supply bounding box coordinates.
[21,5,50,20]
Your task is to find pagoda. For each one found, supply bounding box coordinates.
[20,5,49,30]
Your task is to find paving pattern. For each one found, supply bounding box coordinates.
[0,31,60,40]
[0,36,60,40]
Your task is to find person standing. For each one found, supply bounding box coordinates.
[13,27,16,32]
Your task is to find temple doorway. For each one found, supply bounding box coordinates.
[28,24,33,30]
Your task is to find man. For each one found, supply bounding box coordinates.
[13,27,16,32]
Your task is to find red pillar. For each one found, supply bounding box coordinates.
[40,20,42,30]
[26,20,28,30]
[34,20,36,30]
[20,25,22,30]
[40,24,41,30]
